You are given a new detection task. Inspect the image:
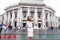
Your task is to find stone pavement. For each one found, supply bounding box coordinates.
[0,28,60,40]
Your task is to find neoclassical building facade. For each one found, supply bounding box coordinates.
[2,0,57,29]
[0,15,3,24]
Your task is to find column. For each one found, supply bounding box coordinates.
[52,14,54,27]
[4,13,6,24]
[48,12,50,27]
[51,13,53,26]
[41,8,46,29]
[17,9,19,26]
[34,8,38,29]
[27,7,30,17]
[17,8,21,29]
[11,10,15,26]
[8,12,10,23]
[5,13,7,23]
[20,7,23,28]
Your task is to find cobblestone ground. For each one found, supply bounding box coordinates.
[0,28,60,40]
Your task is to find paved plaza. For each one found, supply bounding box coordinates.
[0,28,60,40]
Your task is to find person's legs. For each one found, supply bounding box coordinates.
[28,37,32,40]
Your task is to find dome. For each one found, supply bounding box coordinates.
[20,0,43,4]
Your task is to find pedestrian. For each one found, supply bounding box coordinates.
[0,23,3,34]
[26,16,34,40]
[2,24,7,34]
[0,26,3,34]
[2,23,9,34]
[8,25,12,31]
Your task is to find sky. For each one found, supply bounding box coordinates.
[0,0,60,16]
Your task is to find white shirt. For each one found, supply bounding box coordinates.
[2,25,7,29]
[26,21,33,32]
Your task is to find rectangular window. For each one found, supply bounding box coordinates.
[7,11,9,20]
[30,7,35,18]
[38,23,41,28]
[37,8,42,18]
[7,13,8,18]
[15,12,17,18]
[46,13,48,19]
[14,9,18,18]
[22,11,27,18]
[10,11,12,19]
[14,21,17,27]
[37,12,41,18]
[23,23,26,27]
[22,7,27,18]
[30,11,34,18]
[2,16,4,20]
[46,22,48,27]
[11,13,12,18]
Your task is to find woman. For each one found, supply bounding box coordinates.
[26,16,34,40]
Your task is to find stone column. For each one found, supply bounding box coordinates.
[27,7,30,16]
[8,12,10,23]
[17,9,19,26]
[50,13,53,27]
[34,8,38,29]
[5,13,7,23]
[52,14,54,27]
[20,7,23,28]
[11,10,15,26]
[41,8,46,29]
[48,12,50,27]
[4,13,6,24]
[17,8,22,29]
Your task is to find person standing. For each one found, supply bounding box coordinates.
[0,26,3,34]
[26,16,34,40]
[8,25,12,31]
[0,23,3,34]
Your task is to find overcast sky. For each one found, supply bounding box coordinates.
[0,0,60,16]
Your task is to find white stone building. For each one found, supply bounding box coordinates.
[0,15,3,24]
[57,17,60,27]
[53,16,59,28]
[2,0,57,29]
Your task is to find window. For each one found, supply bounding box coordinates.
[10,21,11,25]
[38,23,41,28]
[10,10,12,18]
[37,8,42,18]
[7,11,8,18]
[37,12,41,18]
[22,20,26,27]
[30,11,34,18]
[50,14,51,20]
[23,23,26,27]
[22,7,27,18]
[22,11,27,18]
[46,22,48,27]
[14,21,17,27]
[46,13,48,19]
[15,12,17,18]
[2,16,4,20]
[14,9,18,18]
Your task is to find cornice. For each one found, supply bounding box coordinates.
[5,3,45,10]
